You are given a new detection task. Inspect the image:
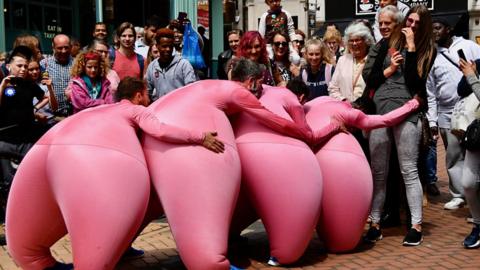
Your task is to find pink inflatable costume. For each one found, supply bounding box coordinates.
[304,96,419,252]
[142,80,312,270]
[231,86,340,264]
[6,100,206,270]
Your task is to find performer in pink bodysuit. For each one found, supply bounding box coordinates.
[6,77,224,270]
[304,96,420,252]
[231,82,341,266]
[141,59,312,270]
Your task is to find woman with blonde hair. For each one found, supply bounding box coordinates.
[70,51,113,113]
[299,38,335,100]
[323,28,343,63]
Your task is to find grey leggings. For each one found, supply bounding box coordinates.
[369,120,423,225]
[461,150,480,224]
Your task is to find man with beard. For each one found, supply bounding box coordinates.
[145,28,196,101]
[426,18,480,205]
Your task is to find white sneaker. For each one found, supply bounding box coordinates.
[267,256,280,266]
[444,198,465,210]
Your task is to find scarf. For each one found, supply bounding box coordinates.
[82,75,101,99]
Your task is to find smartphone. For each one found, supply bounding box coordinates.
[458,49,467,61]
[9,77,23,86]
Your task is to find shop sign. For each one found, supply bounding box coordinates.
[44,20,63,39]
[355,0,434,16]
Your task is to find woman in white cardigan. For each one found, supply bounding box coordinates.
[328,22,375,102]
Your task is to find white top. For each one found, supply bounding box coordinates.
[427,36,480,128]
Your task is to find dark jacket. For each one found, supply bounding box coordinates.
[217,49,233,80]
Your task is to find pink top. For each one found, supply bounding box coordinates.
[70,77,114,113]
[112,50,142,80]
[147,80,312,149]
[38,99,205,163]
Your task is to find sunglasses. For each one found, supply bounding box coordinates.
[273,41,288,47]
[293,40,305,45]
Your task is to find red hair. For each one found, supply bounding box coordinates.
[236,31,269,65]
[84,51,101,61]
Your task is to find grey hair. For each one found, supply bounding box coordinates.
[343,22,375,53]
[230,57,264,82]
[379,5,403,24]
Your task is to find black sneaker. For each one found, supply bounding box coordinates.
[463,225,480,249]
[426,183,440,196]
[363,226,382,243]
[122,246,145,259]
[403,228,423,246]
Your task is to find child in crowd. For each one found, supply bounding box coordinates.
[299,38,335,101]
[27,60,58,126]
[69,51,113,113]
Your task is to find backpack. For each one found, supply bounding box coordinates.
[109,48,145,76]
[463,119,480,151]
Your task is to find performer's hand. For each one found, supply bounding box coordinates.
[202,132,225,153]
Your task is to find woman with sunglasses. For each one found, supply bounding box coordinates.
[271,31,299,86]
[363,5,436,246]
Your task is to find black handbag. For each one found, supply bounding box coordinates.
[463,119,480,151]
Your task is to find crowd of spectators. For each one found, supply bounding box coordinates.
[1,0,480,251]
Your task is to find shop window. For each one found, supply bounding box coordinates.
[29,4,43,31]
[60,8,73,34]
[12,2,26,29]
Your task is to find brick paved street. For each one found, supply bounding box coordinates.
[1,141,480,269]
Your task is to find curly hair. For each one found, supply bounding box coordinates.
[236,31,269,65]
[70,50,109,78]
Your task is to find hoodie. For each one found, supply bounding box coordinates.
[146,54,197,101]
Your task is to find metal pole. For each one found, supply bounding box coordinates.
[0,0,5,52]
[96,0,103,22]
[210,0,223,79]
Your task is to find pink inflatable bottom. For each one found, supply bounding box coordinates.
[236,142,322,264]
[6,145,150,269]
[143,137,241,270]
[314,134,373,252]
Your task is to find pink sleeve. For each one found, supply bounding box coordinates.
[71,81,109,112]
[230,89,313,142]
[285,103,311,131]
[131,105,205,144]
[342,99,419,130]
[313,122,341,145]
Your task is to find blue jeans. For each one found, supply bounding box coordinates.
[425,140,438,185]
